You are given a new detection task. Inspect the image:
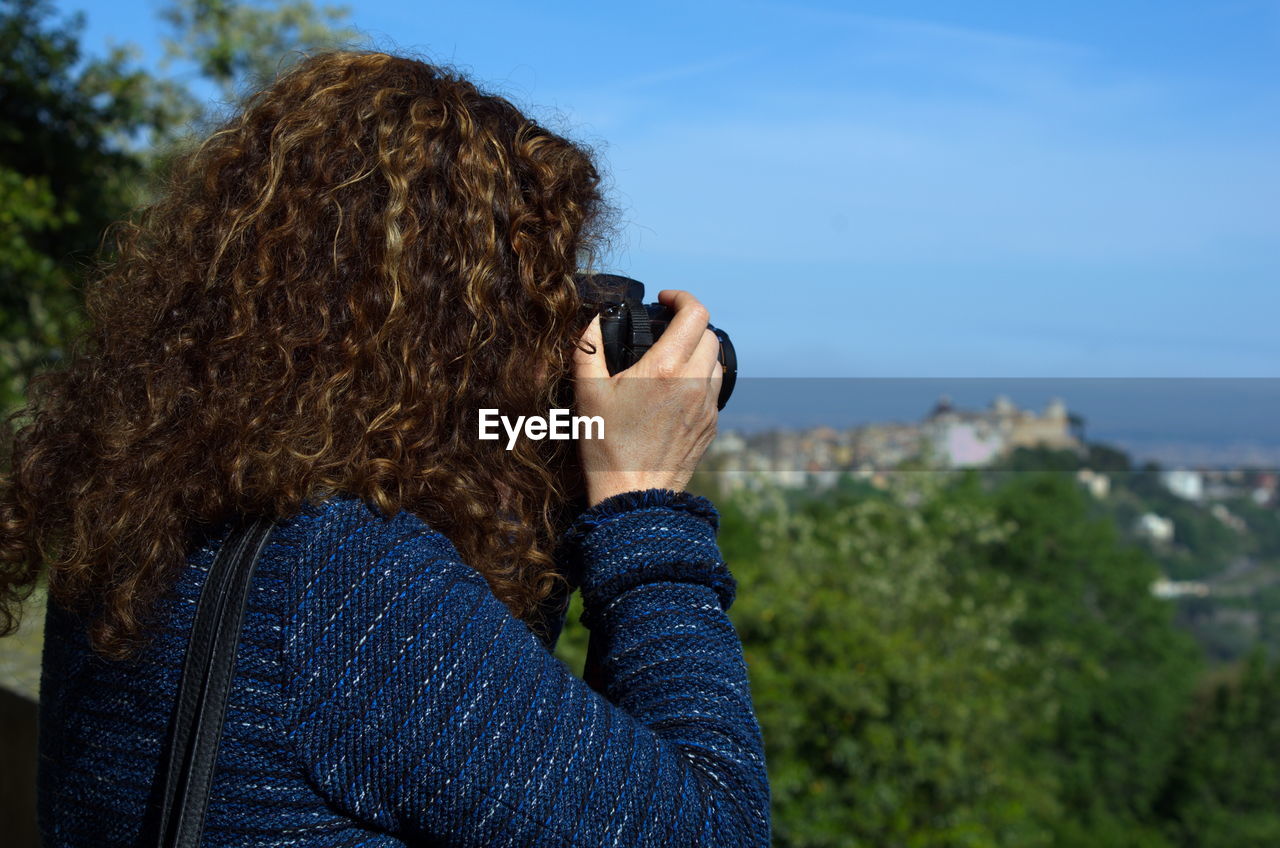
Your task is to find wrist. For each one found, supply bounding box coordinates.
[585,472,686,508]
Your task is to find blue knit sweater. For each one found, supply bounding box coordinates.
[37,488,771,846]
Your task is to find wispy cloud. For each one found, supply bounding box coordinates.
[758,3,1093,60]
[603,49,766,92]
[579,3,1277,269]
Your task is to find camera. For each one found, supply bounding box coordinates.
[574,272,737,410]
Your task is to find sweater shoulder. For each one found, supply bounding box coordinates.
[277,493,489,654]
[286,492,478,585]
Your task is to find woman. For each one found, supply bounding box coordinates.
[0,50,770,846]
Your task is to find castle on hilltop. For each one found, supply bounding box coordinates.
[921,394,1083,467]
[707,395,1086,486]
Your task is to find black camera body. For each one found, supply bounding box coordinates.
[574,272,737,410]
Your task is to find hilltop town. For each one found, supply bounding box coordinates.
[706,393,1084,487]
[706,394,1275,500]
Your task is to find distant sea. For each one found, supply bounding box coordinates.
[716,378,1280,470]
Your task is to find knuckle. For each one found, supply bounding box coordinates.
[653,359,682,381]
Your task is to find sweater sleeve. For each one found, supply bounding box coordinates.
[281,490,771,847]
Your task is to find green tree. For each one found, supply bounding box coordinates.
[948,470,1202,847]
[720,474,1060,847]
[0,0,360,421]
[990,445,1083,473]
[1157,649,1280,847]
[160,0,358,107]
[0,0,173,413]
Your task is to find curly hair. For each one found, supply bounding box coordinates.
[0,49,616,660]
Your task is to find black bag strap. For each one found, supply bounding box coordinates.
[151,515,277,848]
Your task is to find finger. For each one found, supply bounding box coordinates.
[648,290,709,364]
[707,345,724,402]
[692,329,724,407]
[706,333,725,378]
[572,315,610,381]
[687,327,721,380]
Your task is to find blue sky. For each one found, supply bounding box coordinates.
[59,1,1280,378]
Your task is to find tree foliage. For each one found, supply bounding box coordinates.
[718,474,1060,847]
[952,471,1202,846]
[159,0,358,105]
[1,0,160,411]
[0,0,361,419]
[1156,648,1280,847]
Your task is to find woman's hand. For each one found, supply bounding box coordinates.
[572,290,724,507]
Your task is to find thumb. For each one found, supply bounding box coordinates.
[573,315,610,381]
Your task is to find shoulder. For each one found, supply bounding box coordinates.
[288,491,479,586]
[280,493,488,651]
